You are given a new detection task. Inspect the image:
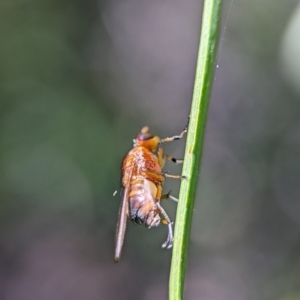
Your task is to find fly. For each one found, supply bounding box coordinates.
[114,123,188,262]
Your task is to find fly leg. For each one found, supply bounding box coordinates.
[161,191,178,202]
[165,154,183,164]
[157,120,189,166]
[160,120,189,143]
[157,202,174,249]
[164,173,187,180]
[142,170,166,183]
[156,185,173,249]
[143,169,187,181]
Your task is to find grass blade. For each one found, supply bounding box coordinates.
[169,0,223,299]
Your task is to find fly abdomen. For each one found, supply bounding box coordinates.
[128,179,144,197]
[128,183,145,224]
[128,179,161,227]
[128,179,145,224]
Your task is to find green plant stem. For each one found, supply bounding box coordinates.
[169,0,222,299]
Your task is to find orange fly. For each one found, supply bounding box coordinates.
[114,124,188,262]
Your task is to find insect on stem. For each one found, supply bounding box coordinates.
[114,123,188,262]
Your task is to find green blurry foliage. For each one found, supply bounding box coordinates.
[0,0,121,227]
[1,1,300,299]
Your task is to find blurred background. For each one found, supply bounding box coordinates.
[1,0,300,299]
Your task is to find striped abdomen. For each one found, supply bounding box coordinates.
[128,177,161,228]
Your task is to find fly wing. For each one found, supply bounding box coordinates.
[114,167,133,262]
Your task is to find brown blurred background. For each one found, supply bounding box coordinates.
[1,0,300,299]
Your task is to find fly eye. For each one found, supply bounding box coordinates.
[138,133,154,141]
